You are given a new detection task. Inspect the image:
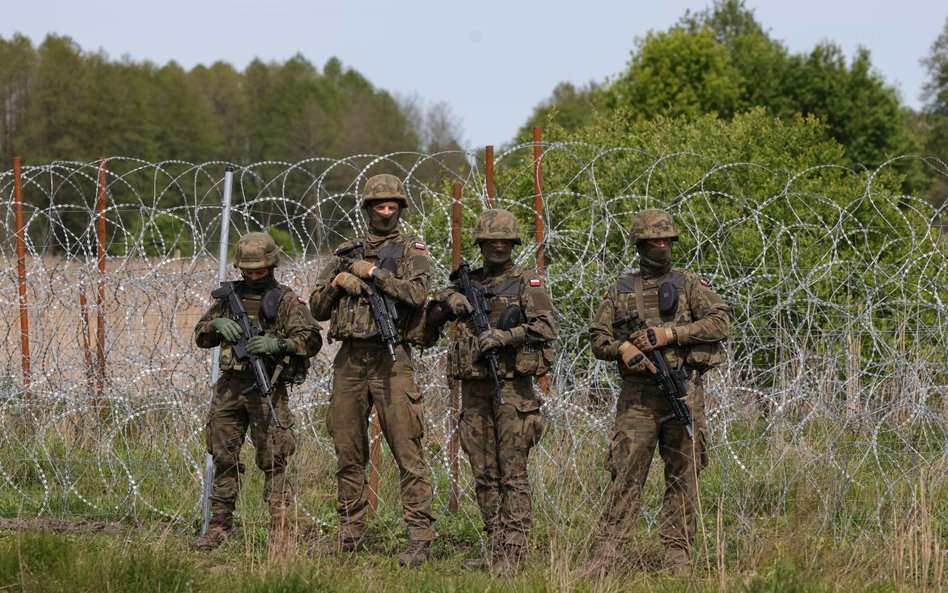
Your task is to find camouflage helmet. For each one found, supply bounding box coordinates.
[233,232,281,269]
[360,174,408,209]
[472,208,522,245]
[629,208,679,244]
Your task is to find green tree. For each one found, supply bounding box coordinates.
[920,17,948,210]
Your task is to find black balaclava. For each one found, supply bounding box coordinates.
[480,240,514,276]
[367,203,401,238]
[637,241,673,278]
[241,268,277,293]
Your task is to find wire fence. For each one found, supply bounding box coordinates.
[1,145,947,549]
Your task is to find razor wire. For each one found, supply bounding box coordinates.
[0,145,946,547]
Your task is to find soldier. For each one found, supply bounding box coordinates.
[309,173,436,567]
[192,232,323,554]
[425,208,558,576]
[578,208,729,578]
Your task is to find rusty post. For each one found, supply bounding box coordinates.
[532,127,545,271]
[79,284,96,396]
[532,127,549,394]
[448,182,463,513]
[13,157,32,399]
[485,145,495,208]
[94,158,108,409]
[367,411,382,518]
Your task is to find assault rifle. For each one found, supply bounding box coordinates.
[613,311,692,439]
[335,243,399,361]
[449,261,506,405]
[211,281,281,427]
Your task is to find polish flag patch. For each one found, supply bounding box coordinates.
[699,277,711,287]
[529,278,542,287]
[412,242,427,250]
[298,297,306,304]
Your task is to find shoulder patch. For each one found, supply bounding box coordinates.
[529,277,542,287]
[298,297,306,304]
[699,277,711,287]
[412,242,426,250]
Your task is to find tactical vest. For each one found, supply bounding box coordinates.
[612,269,722,378]
[218,283,310,384]
[448,268,554,380]
[328,237,421,344]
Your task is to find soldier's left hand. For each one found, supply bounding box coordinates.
[247,335,281,355]
[350,260,377,279]
[630,327,675,352]
[478,328,510,355]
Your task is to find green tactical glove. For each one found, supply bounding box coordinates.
[444,292,474,317]
[210,317,242,343]
[247,335,281,355]
[477,328,512,356]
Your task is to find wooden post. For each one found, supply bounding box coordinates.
[13,157,31,399]
[448,182,463,513]
[95,158,109,408]
[532,127,549,394]
[485,145,495,208]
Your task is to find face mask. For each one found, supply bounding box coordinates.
[368,206,400,235]
[241,269,276,292]
[480,241,513,269]
[637,242,672,276]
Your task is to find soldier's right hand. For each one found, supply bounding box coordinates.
[332,272,366,296]
[444,292,473,317]
[210,317,242,343]
[618,341,657,374]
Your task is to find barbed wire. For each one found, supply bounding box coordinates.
[0,146,946,547]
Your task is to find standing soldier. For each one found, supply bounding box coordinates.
[426,208,558,576]
[578,208,729,578]
[309,173,436,567]
[193,232,323,554]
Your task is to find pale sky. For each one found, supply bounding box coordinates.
[2,0,945,151]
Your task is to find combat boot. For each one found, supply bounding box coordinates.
[462,531,499,571]
[491,545,523,577]
[267,503,297,556]
[397,539,431,567]
[576,543,621,579]
[663,545,690,576]
[192,510,234,551]
[313,535,366,557]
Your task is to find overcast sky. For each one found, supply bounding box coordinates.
[3,0,946,151]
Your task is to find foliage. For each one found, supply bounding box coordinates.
[919,17,948,211]
[0,34,461,166]
[518,0,926,194]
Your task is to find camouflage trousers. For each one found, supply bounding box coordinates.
[459,376,543,549]
[205,373,297,513]
[327,341,434,542]
[595,373,709,554]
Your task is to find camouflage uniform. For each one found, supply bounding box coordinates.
[580,209,729,577]
[308,174,435,564]
[193,233,322,552]
[427,209,558,574]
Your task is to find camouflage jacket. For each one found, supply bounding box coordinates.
[589,268,729,379]
[308,233,433,344]
[436,263,558,380]
[195,280,323,383]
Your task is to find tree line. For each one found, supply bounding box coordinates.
[0,34,464,166]
[516,0,948,207]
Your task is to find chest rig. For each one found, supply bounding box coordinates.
[218,284,265,374]
[613,270,691,374]
[329,238,410,341]
[449,269,525,380]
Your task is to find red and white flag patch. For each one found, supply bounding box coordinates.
[298,297,306,304]
[412,242,427,250]
[699,277,711,287]
[529,278,542,287]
